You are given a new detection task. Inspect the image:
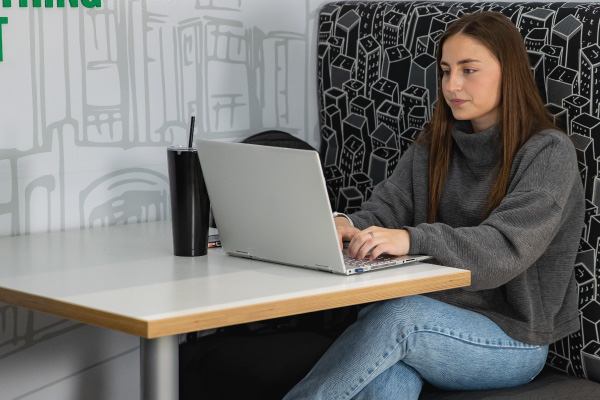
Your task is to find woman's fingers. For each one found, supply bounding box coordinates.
[347,227,410,259]
[335,225,360,250]
[348,228,381,259]
[358,238,387,260]
[369,242,393,260]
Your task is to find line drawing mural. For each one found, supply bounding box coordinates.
[1,0,320,237]
[0,0,326,397]
[0,305,84,362]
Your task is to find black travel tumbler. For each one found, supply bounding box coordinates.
[167,145,210,256]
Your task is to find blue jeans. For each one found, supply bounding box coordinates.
[283,295,548,400]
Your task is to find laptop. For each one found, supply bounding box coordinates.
[196,139,431,275]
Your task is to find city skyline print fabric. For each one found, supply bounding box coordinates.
[318,1,600,383]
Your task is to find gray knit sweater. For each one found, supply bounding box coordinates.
[349,121,585,345]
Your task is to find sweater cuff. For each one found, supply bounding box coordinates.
[404,226,425,254]
[332,212,354,227]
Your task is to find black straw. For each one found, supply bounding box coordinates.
[188,116,195,148]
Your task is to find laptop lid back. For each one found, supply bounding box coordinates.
[196,139,345,273]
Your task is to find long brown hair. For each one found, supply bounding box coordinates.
[419,12,557,223]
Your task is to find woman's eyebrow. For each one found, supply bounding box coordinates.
[440,59,482,66]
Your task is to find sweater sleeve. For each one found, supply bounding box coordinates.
[349,145,417,230]
[407,133,583,291]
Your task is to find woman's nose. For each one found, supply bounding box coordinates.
[445,72,461,92]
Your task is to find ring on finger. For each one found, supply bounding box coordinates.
[368,231,375,238]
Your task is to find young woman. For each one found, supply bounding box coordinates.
[284,11,584,399]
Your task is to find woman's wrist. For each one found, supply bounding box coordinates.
[332,212,354,227]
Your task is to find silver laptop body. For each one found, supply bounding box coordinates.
[196,139,431,275]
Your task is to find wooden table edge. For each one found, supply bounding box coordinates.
[0,270,470,339]
[0,287,150,337]
[146,270,471,338]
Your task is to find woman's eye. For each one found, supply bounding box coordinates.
[441,70,450,76]
[464,68,475,74]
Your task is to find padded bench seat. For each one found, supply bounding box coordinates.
[319,1,600,396]
[420,367,600,399]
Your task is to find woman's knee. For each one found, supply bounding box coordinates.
[365,295,436,323]
[352,362,423,400]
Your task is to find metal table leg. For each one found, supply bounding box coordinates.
[140,336,179,400]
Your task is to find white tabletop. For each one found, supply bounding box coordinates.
[0,221,470,338]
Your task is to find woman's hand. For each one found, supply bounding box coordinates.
[334,217,360,250]
[347,227,410,260]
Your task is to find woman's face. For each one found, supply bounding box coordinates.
[440,34,502,133]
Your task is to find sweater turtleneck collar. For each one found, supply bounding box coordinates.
[451,120,501,166]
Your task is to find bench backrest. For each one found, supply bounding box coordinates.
[318,1,600,382]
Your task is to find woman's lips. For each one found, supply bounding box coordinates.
[451,99,468,106]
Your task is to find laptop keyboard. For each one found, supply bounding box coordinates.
[342,253,400,270]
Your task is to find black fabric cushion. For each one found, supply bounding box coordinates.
[179,331,334,400]
[419,366,600,399]
[319,1,600,384]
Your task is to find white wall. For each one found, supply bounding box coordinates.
[0,0,330,398]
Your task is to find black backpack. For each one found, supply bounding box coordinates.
[241,130,318,151]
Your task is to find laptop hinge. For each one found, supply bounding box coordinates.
[315,264,333,272]
[233,250,252,259]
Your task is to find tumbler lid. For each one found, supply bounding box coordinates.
[168,145,197,152]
